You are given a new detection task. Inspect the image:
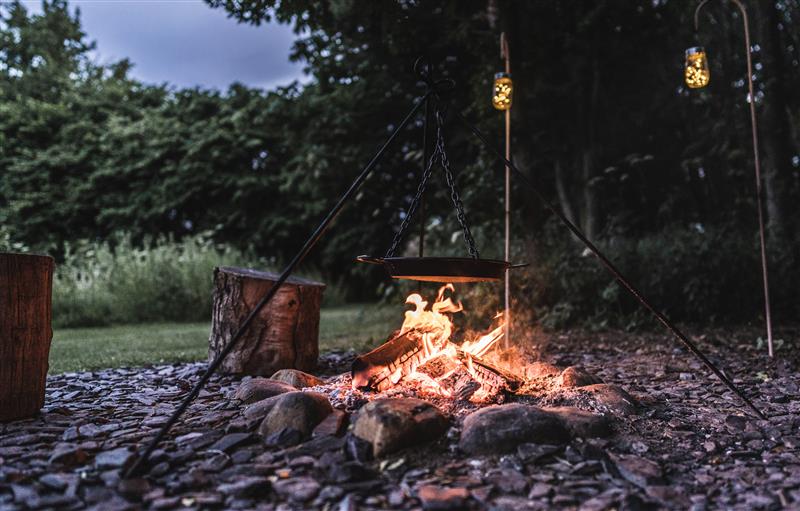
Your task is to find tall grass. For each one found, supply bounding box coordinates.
[52,234,265,328]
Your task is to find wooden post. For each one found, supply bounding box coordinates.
[0,253,55,422]
[208,267,325,376]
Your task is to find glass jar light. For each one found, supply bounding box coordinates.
[492,72,513,111]
[685,46,710,89]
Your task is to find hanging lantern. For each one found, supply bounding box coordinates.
[492,72,513,111]
[685,47,710,89]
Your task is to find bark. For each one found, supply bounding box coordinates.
[754,0,794,240]
[208,267,325,376]
[0,253,54,422]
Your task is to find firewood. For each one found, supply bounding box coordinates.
[1,253,54,421]
[208,267,325,376]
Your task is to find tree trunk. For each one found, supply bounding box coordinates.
[0,252,54,422]
[208,267,325,376]
[754,0,794,241]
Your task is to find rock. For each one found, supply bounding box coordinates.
[486,469,528,494]
[207,432,253,453]
[48,443,88,466]
[352,398,448,458]
[217,476,270,498]
[117,478,150,501]
[270,369,325,389]
[273,476,321,502]
[234,378,296,404]
[581,384,638,415]
[559,366,602,388]
[326,461,377,484]
[542,406,613,438]
[313,409,348,437]
[609,453,663,488]
[243,394,283,421]
[94,447,135,470]
[259,391,333,441]
[516,443,561,463]
[528,483,552,499]
[459,404,570,455]
[39,473,69,491]
[265,428,304,448]
[417,485,470,510]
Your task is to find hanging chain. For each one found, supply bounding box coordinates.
[385,144,439,257]
[435,109,480,259]
[385,105,480,259]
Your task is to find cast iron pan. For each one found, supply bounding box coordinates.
[356,255,528,283]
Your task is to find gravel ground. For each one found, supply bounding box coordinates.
[0,327,797,510]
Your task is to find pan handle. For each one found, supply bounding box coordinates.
[356,255,385,265]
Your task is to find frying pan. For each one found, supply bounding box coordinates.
[356,255,528,283]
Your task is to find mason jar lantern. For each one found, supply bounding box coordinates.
[685,46,710,89]
[492,72,513,111]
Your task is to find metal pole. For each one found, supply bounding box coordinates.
[501,32,512,349]
[123,90,433,478]
[694,0,774,357]
[455,110,766,420]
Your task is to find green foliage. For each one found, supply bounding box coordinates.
[1,0,799,329]
[52,234,263,327]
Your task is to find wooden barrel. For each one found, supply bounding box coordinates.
[208,267,325,376]
[0,252,55,421]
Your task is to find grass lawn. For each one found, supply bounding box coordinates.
[49,304,400,374]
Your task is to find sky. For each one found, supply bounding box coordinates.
[23,0,307,90]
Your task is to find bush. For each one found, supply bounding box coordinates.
[52,234,264,328]
[517,224,799,329]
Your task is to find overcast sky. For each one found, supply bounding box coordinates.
[23,0,307,90]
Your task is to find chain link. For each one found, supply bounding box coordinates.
[385,106,480,259]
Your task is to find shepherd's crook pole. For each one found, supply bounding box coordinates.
[695,0,774,357]
[123,89,433,478]
[456,110,766,420]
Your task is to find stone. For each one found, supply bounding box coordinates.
[39,473,69,491]
[559,366,602,388]
[313,409,348,437]
[270,369,325,389]
[543,406,613,438]
[117,478,151,501]
[516,443,561,463]
[207,432,253,453]
[94,447,135,470]
[459,404,570,455]
[243,394,283,421]
[273,476,321,502]
[352,398,448,458]
[259,391,333,441]
[581,384,638,415]
[609,453,663,488]
[417,485,470,510]
[234,378,297,404]
[48,443,88,466]
[217,476,270,498]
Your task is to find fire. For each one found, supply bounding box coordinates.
[351,283,512,402]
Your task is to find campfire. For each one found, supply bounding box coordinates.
[351,284,521,403]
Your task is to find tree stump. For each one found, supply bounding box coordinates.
[209,267,325,376]
[0,253,55,422]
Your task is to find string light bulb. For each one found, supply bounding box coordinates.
[685,46,710,89]
[492,72,513,110]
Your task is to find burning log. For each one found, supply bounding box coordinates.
[352,329,430,391]
[458,350,522,394]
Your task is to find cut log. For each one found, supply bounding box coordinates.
[0,253,55,422]
[208,267,325,376]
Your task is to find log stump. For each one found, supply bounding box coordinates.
[209,267,325,376]
[0,253,55,422]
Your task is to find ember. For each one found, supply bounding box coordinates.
[352,284,519,403]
